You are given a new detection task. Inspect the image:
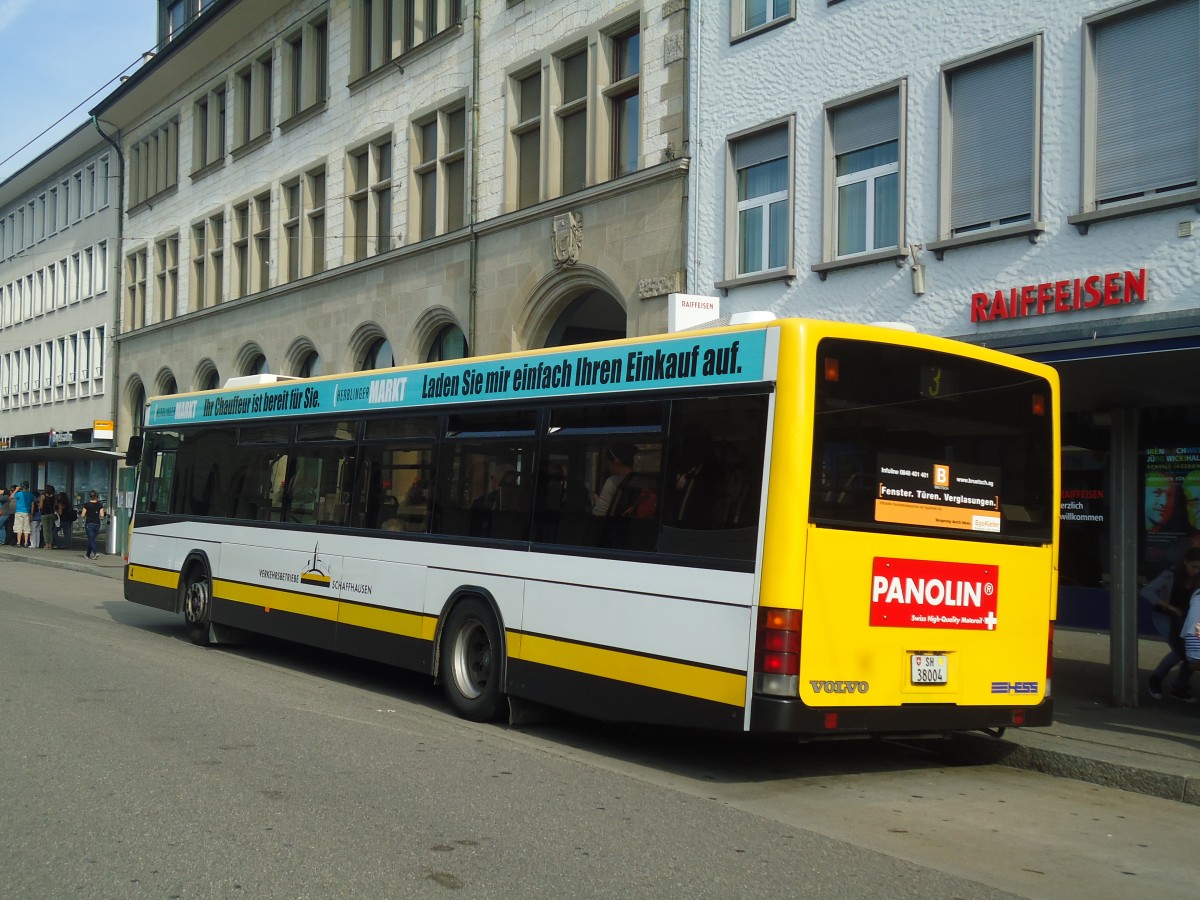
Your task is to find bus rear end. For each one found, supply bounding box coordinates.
[752,325,1058,737]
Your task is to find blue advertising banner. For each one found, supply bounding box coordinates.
[147,329,772,427]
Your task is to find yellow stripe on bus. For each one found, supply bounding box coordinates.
[518,633,746,708]
[216,579,338,621]
[128,565,179,590]
[338,602,427,639]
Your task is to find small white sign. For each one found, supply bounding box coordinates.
[667,293,720,332]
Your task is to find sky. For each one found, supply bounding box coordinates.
[0,0,156,182]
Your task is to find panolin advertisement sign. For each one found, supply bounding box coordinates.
[875,452,1002,533]
[870,557,999,631]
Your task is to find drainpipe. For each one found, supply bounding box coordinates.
[467,0,481,356]
[93,115,124,555]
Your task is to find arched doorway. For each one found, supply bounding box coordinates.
[544,289,626,347]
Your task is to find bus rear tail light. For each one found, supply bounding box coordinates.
[754,607,801,697]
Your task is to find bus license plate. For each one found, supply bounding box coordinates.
[911,654,948,685]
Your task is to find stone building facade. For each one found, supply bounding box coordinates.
[95,0,690,442]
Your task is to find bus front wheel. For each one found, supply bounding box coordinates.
[439,599,505,722]
[182,571,213,646]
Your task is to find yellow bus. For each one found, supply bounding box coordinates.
[124,316,1058,736]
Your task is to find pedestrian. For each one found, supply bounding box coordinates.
[55,492,76,548]
[29,487,42,549]
[1139,547,1200,702]
[38,484,57,550]
[12,482,33,548]
[1183,586,1200,685]
[0,484,14,545]
[79,491,106,560]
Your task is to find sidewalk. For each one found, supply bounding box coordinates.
[3,539,1197,803]
[950,628,1200,805]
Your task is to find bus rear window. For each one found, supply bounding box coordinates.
[810,338,1054,543]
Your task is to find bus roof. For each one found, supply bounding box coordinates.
[142,318,1053,429]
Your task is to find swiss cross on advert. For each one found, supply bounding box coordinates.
[870,557,999,631]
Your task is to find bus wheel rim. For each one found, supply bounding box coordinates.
[451,619,490,700]
[185,581,209,624]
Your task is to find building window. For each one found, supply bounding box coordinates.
[235,52,273,149]
[509,17,641,211]
[97,241,108,293]
[732,0,794,39]
[941,41,1039,237]
[351,0,463,80]
[348,139,392,261]
[155,233,179,323]
[607,27,640,178]
[160,0,214,45]
[190,217,223,311]
[728,121,791,277]
[125,248,148,330]
[191,222,207,312]
[424,323,468,362]
[232,200,250,298]
[284,14,328,121]
[282,178,302,283]
[190,213,224,308]
[512,69,542,209]
[360,337,394,370]
[1083,0,1197,211]
[826,88,901,259]
[253,192,271,292]
[280,168,326,282]
[413,102,466,241]
[297,351,321,378]
[557,48,588,195]
[308,166,326,275]
[100,155,111,208]
[129,119,179,206]
[85,164,96,216]
[192,84,227,172]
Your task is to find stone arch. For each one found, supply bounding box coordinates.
[407,305,468,363]
[344,320,392,372]
[193,358,220,392]
[515,265,627,351]
[123,375,147,437]
[154,367,178,396]
[233,341,270,376]
[284,336,321,377]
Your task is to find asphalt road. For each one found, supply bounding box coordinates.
[1,560,1194,899]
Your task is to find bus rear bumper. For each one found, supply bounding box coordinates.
[749,695,1053,736]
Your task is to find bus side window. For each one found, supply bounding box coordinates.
[659,394,767,562]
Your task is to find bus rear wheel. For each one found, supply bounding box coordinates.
[182,571,213,646]
[439,599,505,722]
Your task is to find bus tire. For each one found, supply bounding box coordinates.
[182,569,213,646]
[439,598,505,722]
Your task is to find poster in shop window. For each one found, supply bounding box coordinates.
[1142,446,1200,567]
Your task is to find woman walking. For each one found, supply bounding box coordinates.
[79,491,106,560]
[1139,546,1200,702]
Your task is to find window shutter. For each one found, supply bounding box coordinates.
[950,47,1034,232]
[832,92,899,156]
[1095,0,1198,203]
[734,125,787,171]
